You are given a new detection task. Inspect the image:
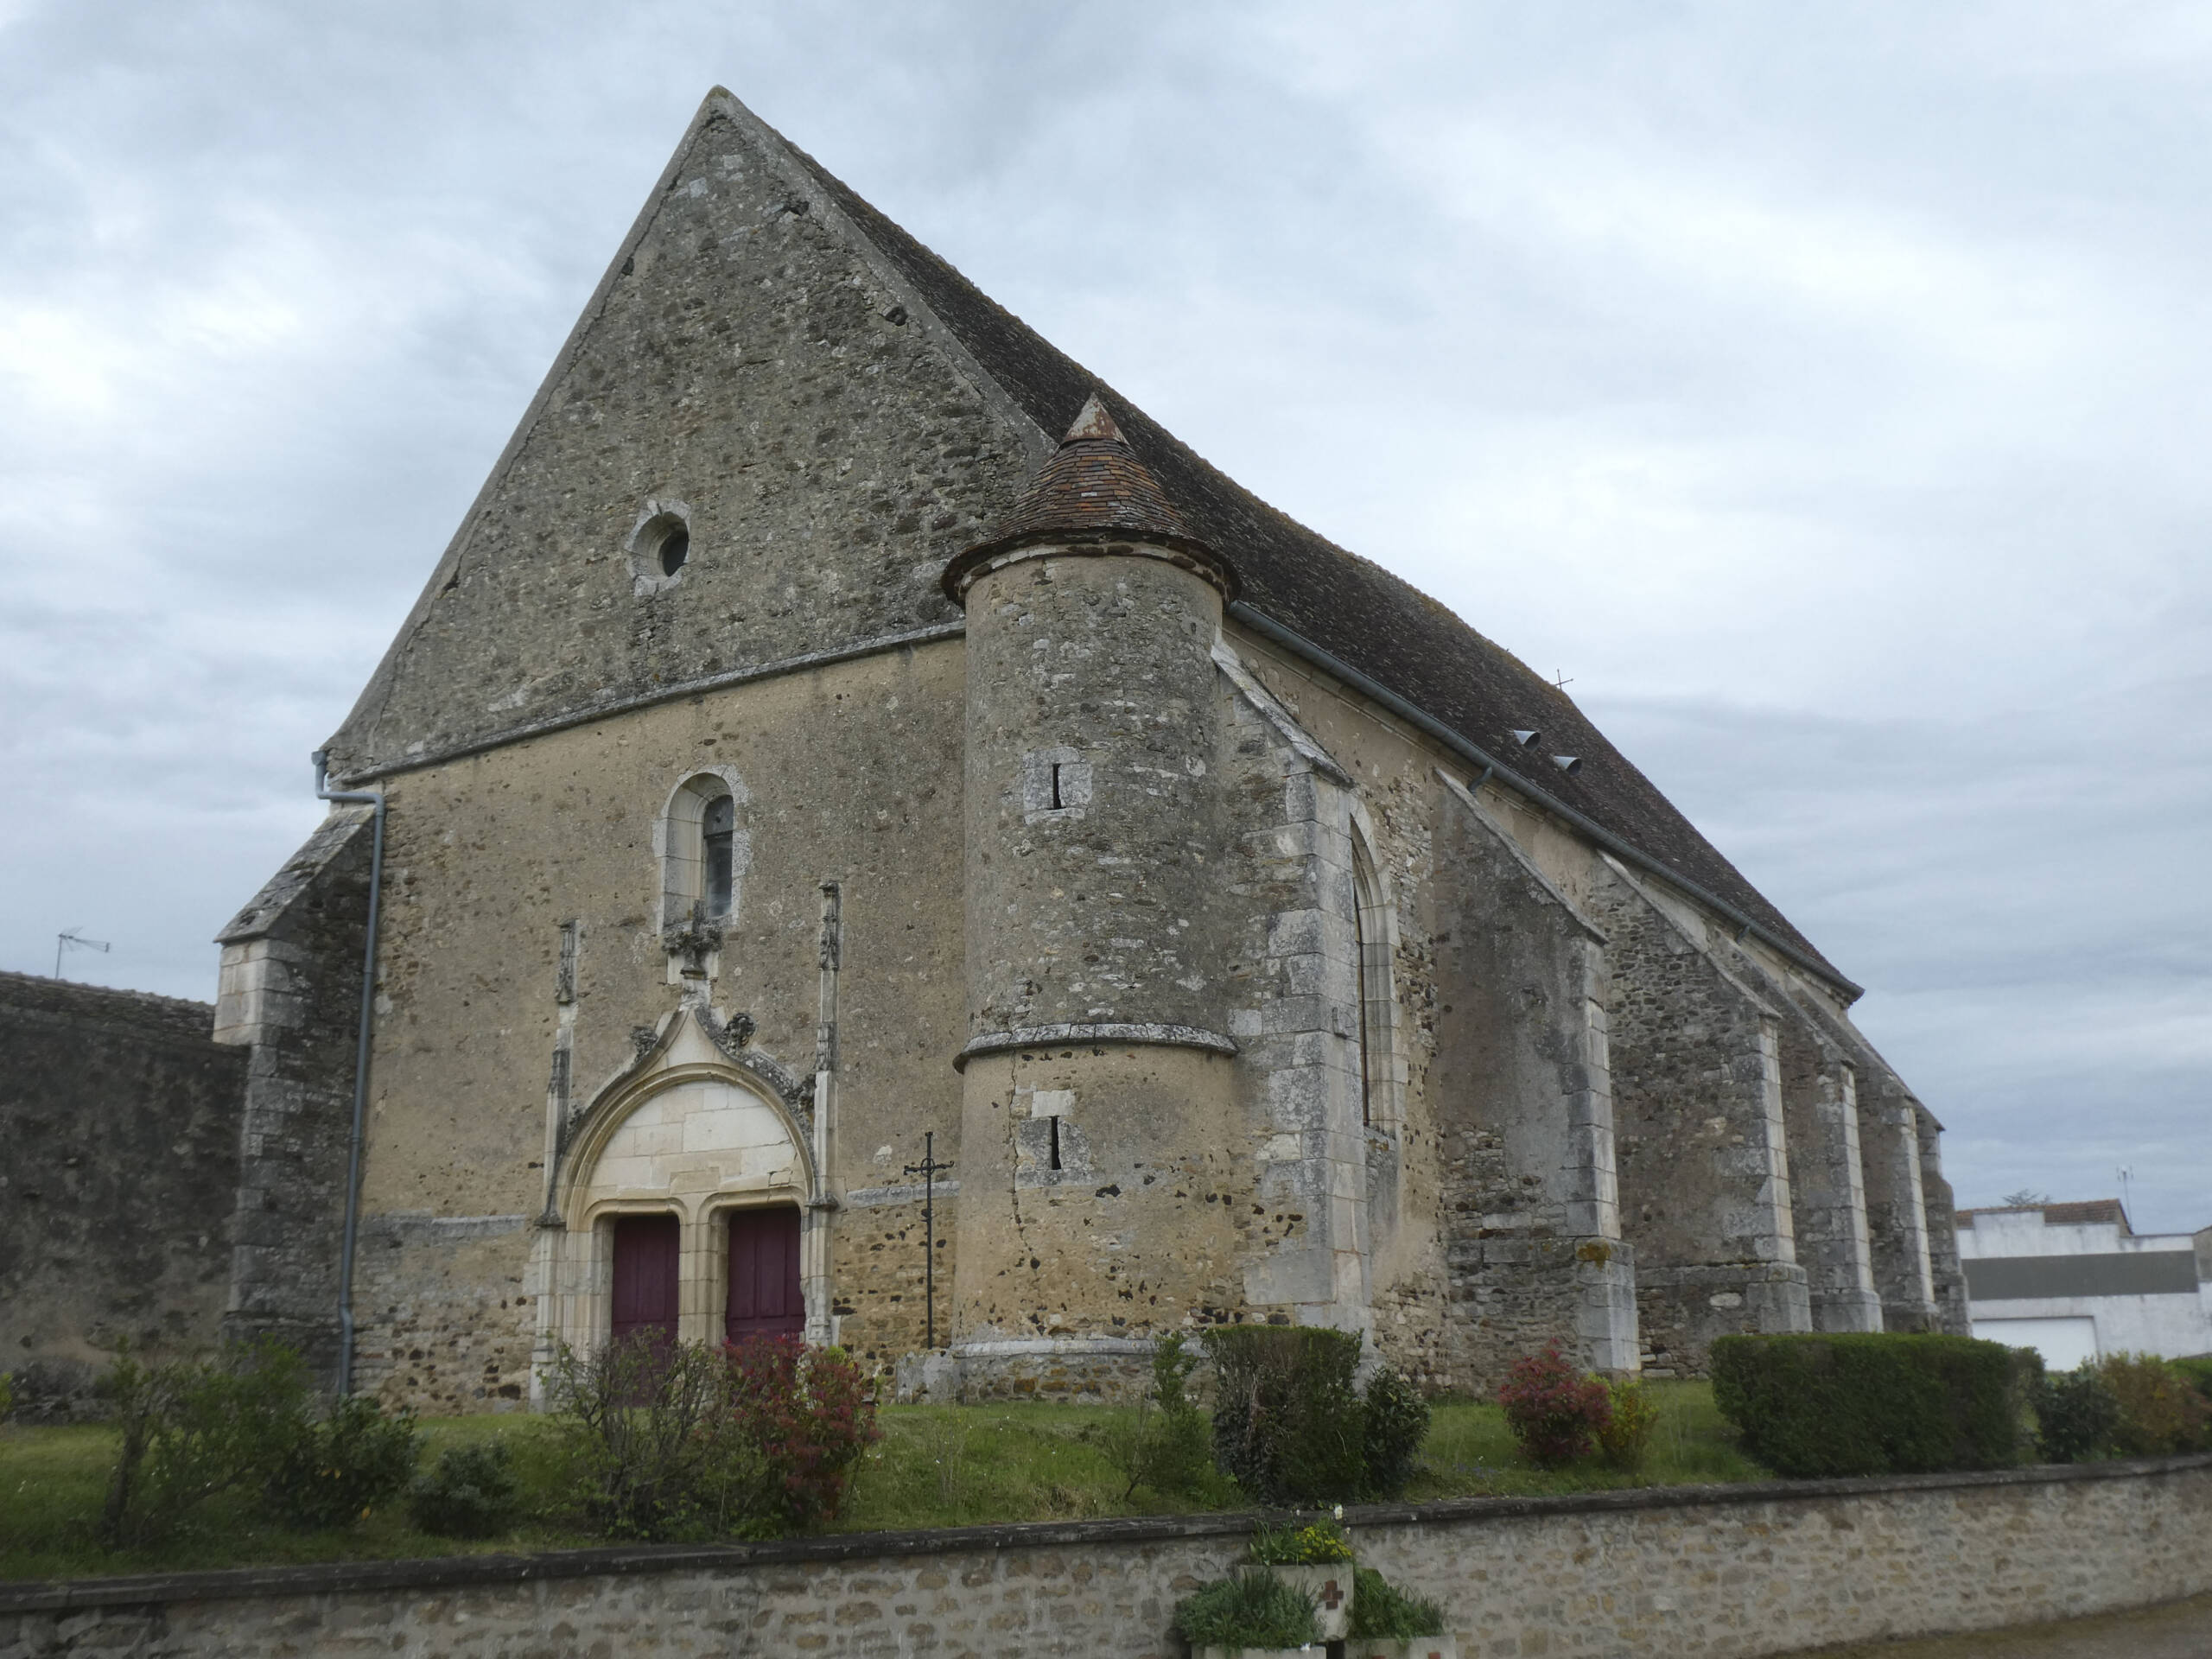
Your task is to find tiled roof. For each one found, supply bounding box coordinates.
[948,395,1215,594]
[778,119,1850,988]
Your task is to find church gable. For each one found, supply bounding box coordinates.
[326,92,1042,781]
[327,87,1849,998]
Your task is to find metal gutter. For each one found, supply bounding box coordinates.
[311,748,387,1395]
[1225,601,1864,1003]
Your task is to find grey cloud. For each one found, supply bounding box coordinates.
[2,0,2204,1230]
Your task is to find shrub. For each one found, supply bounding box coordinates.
[1347,1565,1446,1640]
[2099,1353,2212,1455]
[1596,1376,1657,1471]
[1710,1332,2029,1478]
[722,1336,880,1529]
[2171,1354,2212,1406]
[0,1371,12,1426]
[1203,1325,1365,1504]
[1496,1341,1611,1467]
[548,1333,878,1541]
[2037,1362,2120,1462]
[1247,1518,1355,1565]
[98,1338,316,1548]
[409,1440,525,1539]
[1100,1332,1213,1500]
[549,1336,734,1539]
[266,1393,421,1529]
[1360,1363,1431,1499]
[1173,1570,1321,1650]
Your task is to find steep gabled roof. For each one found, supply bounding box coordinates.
[321,86,1849,995]
[772,107,1847,988]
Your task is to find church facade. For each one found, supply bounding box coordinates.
[211,89,1967,1414]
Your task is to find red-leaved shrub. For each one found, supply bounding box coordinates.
[1497,1341,1612,1467]
[724,1336,880,1529]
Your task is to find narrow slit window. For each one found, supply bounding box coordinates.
[702,794,735,919]
[1050,762,1065,810]
[1048,1115,1062,1171]
[1353,875,1373,1127]
[1351,835,1394,1129]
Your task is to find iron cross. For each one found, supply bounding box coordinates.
[902,1129,955,1350]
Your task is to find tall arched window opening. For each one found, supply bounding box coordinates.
[1351,835,1395,1128]
[702,793,735,920]
[658,773,747,952]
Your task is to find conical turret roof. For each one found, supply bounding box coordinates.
[945,393,1225,598]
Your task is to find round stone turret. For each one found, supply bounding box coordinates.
[944,394,1248,1392]
[950,393,1237,1056]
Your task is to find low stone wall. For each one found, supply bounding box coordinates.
[3,1455,2206,1658]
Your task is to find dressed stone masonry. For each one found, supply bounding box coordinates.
[188,84,1965,1406]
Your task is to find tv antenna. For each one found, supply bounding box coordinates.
[1553,671,1574,690]
[54,928,111,979]
[2117,1166,2134,1222]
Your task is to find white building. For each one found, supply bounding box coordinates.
[1956,1200,2212,1370]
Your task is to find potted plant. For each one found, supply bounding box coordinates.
[1244,1520,1357,1642]
[1346,1565,1457,1659]
[1173,1570,1323,1658]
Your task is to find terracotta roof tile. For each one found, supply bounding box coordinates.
[949,394,1215,591]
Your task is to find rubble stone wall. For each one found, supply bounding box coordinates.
[0,971,247,1418]
[4,1457,2205,1659]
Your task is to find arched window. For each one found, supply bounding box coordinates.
[660,774,747,939]
[1351,833,1395,1128]
[702,794,735,920]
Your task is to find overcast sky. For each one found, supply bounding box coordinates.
[3,2,2206,1232]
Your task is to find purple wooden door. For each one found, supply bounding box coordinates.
[610,1214,681,1351]
[726,1207,804,1344]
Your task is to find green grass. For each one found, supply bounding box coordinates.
[0,1382,1765,1581]
[0,1414,579,1583]
[1409,1380,1769,1497]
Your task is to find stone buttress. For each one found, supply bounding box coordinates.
[1427,774,1639,1387]
[211,808,378,1387]
[1586,857,1815,1374]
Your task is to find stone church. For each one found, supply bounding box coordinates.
[200,88,1967,1413]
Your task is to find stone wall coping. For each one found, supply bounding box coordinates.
[0,969,224,1052]
[4,1452,2204,1616]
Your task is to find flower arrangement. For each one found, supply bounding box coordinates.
[1247,1517,1356,1565]
[1173,1571,1323,1651]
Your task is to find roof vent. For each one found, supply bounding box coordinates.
[1551,755,1582,775]
[1511,729,1541,748]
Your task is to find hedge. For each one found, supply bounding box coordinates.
[2171,1354,2212,1406]
[1710,1332,2035,1478]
